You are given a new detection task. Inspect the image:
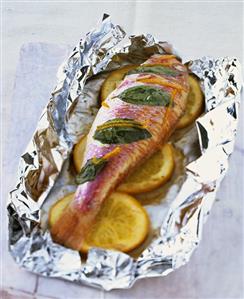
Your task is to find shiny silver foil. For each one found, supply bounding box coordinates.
[8,15,243,290]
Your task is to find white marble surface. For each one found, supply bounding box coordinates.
[2,2,244,299]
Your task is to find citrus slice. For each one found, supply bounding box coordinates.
[49,192,150,253]
[100,65,138,102]
[73,135,87,172]
[49,193,73,227]
[117,144,175,194]
[176,75,204,129]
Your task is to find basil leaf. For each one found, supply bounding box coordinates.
[118,85,171,106]
[93,118,152,144]
[128,65,179,77]
[75,158,107,185]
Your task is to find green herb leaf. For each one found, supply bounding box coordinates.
[93,118,152,144]
[128,65,179,77]
[118,85,171,107]
[75,158,107,185]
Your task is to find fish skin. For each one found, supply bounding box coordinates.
[51,55,190,250]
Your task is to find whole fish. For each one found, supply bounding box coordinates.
[51,54,190,250]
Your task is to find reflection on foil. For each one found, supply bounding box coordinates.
[8,14,243,290]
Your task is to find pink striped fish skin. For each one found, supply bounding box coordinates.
[51,55,189,250]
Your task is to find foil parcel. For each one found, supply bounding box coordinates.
[8,15,242,290]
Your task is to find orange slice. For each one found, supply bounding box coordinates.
[73,135,87,173]
[118,144,175,194]
[49,192,150,253]
[176,75,204,129]
[100,65,138,102]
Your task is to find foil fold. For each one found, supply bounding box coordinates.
[8,15,243,291]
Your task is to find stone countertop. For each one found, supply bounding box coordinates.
[2,2,243,299]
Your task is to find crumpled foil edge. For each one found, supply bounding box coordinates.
[7,15,243,291]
